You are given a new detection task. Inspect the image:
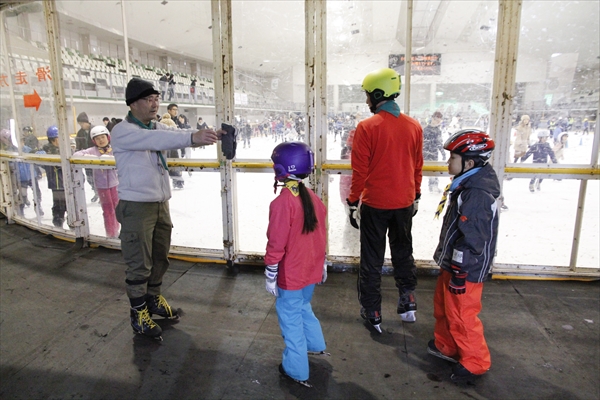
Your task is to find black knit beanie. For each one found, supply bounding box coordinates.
[76,112,89,123]
[125,78,160,106]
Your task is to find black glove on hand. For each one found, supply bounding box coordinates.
[346,198,360,229]
[413,193,421,217]
[448,265,467,295]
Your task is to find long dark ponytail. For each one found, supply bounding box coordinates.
[298,180,318,234]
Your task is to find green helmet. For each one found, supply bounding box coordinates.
[361,68,401,98]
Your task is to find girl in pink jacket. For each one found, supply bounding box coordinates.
[73,126,120,238]
[264,142,328,388]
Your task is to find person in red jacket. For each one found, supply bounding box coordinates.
[264,141,328,388]
[347,68,423,332]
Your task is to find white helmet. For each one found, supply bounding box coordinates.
[90,125,110,141]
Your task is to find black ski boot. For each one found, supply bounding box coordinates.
[130,303,163,340]
[146,294,179,319]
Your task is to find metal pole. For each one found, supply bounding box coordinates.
[569,102,600,269]
[403,0,413,115]
[305,0,316,151]
[489,0,522,189]
[212,0,238,273]
[43,0,87,239]
[121,1,131,82]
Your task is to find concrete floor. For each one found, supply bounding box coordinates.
[1,221,599,400]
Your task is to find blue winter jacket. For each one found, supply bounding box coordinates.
[433,163,501,283]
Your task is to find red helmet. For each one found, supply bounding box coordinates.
[444,129,495,161]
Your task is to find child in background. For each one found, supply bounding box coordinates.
[264,141,328,388]
[160,113,185,189]
[553,132,569,162]
[17,134,44,217]
[521,129,558,192]
[73,126,120,238]
[37,126,67,228]
[428,129,500,383]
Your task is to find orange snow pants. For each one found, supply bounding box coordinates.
[433,269,491,375]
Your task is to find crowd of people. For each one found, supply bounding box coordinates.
[0,70,596,389]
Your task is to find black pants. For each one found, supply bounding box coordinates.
[358,204,417,313]
[51,190,67,224]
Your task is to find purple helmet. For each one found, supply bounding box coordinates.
[271,141,314,181]
[46,125,59,139]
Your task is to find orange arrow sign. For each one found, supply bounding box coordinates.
[24,90,42,111]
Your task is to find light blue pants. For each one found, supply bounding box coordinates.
[276,284,326,381]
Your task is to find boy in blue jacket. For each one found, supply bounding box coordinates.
[521,129,557,192]
[428,129,500,383]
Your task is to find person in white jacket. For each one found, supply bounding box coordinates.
[111,78,225,341]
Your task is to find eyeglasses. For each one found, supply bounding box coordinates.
[142,96,160,104]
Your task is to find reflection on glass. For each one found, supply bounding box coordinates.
[496,178,579,266]
[512,0,599,165]
[328,175,360,257]
[1,1,57,144]
[232,0,306,160]
[237,172,275,253]
[170,172,223,250]
[409,0,498,156]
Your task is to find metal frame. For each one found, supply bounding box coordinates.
[0,0,598,279]
[212,0,238,271]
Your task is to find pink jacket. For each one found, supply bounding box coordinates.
[265,186,327,291]
[73,146,119,189]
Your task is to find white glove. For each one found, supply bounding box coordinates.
[412,193,421,217]
[264,264,279,297]
[346,199,360,229]
[320,260,328,284]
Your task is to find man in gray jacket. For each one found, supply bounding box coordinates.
[112,77,225,341]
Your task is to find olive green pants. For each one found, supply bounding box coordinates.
[116,200,172,300]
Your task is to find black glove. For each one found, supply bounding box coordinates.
[413,193,421,217]
[448,265,467,295]
[346,198,360,229]
[220,123,237,160]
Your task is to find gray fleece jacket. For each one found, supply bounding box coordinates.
[111,117,194,202]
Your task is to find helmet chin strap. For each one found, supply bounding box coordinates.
[273,175,302,193]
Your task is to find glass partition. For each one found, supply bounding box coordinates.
[169,171,223,249]
[0,1,597,275]
[232,1,307,253]
[236,172,272,253]
[496,178,579,266]
[1,2,63,229]
[511,0,599,166]
[578,180,600,269]
[232,0,306,161]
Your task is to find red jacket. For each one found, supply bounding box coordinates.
[265,186,327,290]
[349,111,423,209]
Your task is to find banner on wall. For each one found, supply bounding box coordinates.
[389,54,441,75]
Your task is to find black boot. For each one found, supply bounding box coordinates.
[130,303,163,340]
[360,307,382,333]
[146,294,179,319]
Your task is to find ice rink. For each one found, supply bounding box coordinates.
[19,129,599,269]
